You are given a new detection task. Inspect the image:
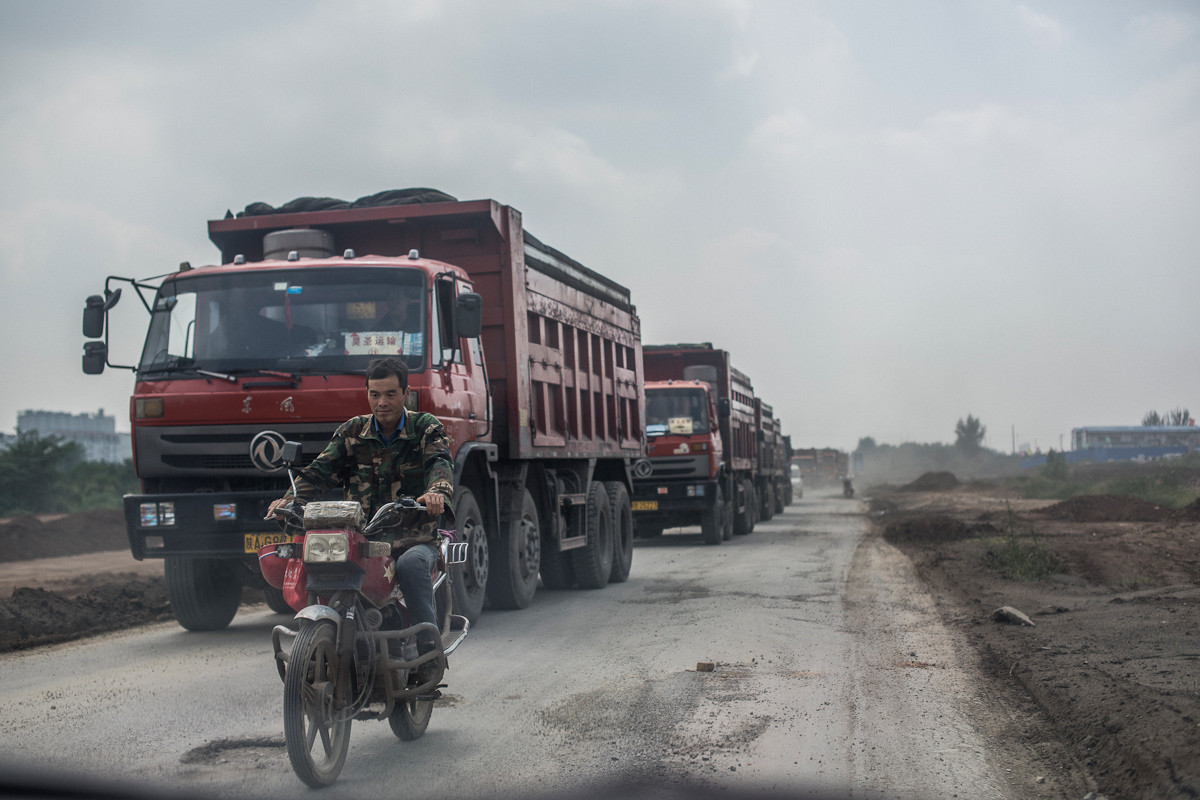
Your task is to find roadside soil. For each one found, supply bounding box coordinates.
[872,473,1200,800]
[0,509,268,651]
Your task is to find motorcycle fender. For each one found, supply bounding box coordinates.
[293,605,341,624]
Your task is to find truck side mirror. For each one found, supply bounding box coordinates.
[281,441,303,469]
[83,295,106,339]
[82,341,108,375]
[718,398,731,418]
[454,292,483,339]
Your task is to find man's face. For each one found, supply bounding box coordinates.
[367,375,406,431]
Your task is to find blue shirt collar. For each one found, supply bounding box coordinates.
[372,409,407,444]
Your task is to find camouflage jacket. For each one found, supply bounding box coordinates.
[285,412,454,550]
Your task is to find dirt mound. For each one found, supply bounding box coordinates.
[0,509,128,563]
[898,471,959,492]
[881,514,993,544]
[1170,498,1200,521]
[1035,494,1172,522]
[0,580,171,652]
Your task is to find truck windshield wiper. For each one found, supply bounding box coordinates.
[139,356,237,383]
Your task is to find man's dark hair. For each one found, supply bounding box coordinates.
[365,357,408,390]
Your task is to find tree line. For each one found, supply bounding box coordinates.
[0,431,139,516]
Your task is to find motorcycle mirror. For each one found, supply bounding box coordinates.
[281,441,302,468]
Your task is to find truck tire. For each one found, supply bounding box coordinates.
[758,482,774,522]
[722,484,734,541]
[164,556,241,631]
[700,486,725,546]
[450,487,488,625]
[605,481,633,583]
[486,488,540,610]
[773,480,785,514]
[264,585,294,615]
[733,480,753,536]
[571,482,613,589]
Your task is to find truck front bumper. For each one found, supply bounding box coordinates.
[631,479,718,525]
[124,490,285,560]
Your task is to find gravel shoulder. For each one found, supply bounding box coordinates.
[872,478,1200,800]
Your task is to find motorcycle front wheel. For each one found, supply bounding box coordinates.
[284,620,352,787]
[388,696,433,740]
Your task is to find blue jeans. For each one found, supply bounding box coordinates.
[394,542,438,644]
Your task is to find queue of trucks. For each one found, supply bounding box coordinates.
[80,190,794,631]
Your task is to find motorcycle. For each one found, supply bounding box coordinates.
[842,478,855,498]
[258,442,469,787]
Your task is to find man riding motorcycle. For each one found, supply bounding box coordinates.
[267,356,454,682]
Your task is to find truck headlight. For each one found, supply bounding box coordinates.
[304,532,350,563]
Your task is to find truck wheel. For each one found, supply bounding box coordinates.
[722,485,734,541]
[700,487,724,546]
[164,556,241,631]
[733,481,752,536]
[264,585,294,615]
[758,483,774,521]
[486,488,540,610]
[571,482,613,589]
[451,487,488,625]
[605,482,633,583]
[773,481,785,514]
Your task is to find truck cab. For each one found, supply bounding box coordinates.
[631,379,730,543]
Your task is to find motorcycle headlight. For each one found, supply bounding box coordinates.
[304,533,349,563]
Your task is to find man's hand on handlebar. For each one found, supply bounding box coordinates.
[415,491,445,516]
[265,497,295,520]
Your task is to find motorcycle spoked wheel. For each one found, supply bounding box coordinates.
[284,620,353,787]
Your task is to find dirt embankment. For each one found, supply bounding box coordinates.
[0,510,173,651]
[873,474,1200,800]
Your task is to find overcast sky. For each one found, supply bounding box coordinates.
[2,0,1197,453]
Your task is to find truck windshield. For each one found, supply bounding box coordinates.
[645,388,709,436]
[137,267,427,376]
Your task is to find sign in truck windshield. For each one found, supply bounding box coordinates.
[646,388,709,437]
[137,268,427,375]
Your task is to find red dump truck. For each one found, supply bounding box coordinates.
[81,189,644,630]
[631,343,761,543]
[754,400,793,518]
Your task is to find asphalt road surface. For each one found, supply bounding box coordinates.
[0,495,1040,800]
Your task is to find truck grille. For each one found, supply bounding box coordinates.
[647,455,708,479]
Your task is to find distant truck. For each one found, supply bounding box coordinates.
[792,448,849,488]
[631,343,762,543]
[81,189,644,630]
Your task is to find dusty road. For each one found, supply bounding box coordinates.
[0,495,1077,799]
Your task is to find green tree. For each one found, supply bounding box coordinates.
[954,414,987,453]
[0,431,84,515]
[856,436,878,453]
[1143,407,1191,426]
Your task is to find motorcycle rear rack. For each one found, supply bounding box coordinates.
[444,541,469,565]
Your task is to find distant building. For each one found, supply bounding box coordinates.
[15,409,132,463]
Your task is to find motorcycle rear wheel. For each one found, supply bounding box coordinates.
[284,620,352,787]
[389,696,433,740]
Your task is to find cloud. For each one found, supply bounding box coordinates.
[1128,10,1199,53]
[1016,4,1068,51]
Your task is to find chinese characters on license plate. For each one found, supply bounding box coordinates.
[244,532,287,553]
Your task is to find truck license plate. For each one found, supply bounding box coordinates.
[244,532,287,553]
[632,500,658,511]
